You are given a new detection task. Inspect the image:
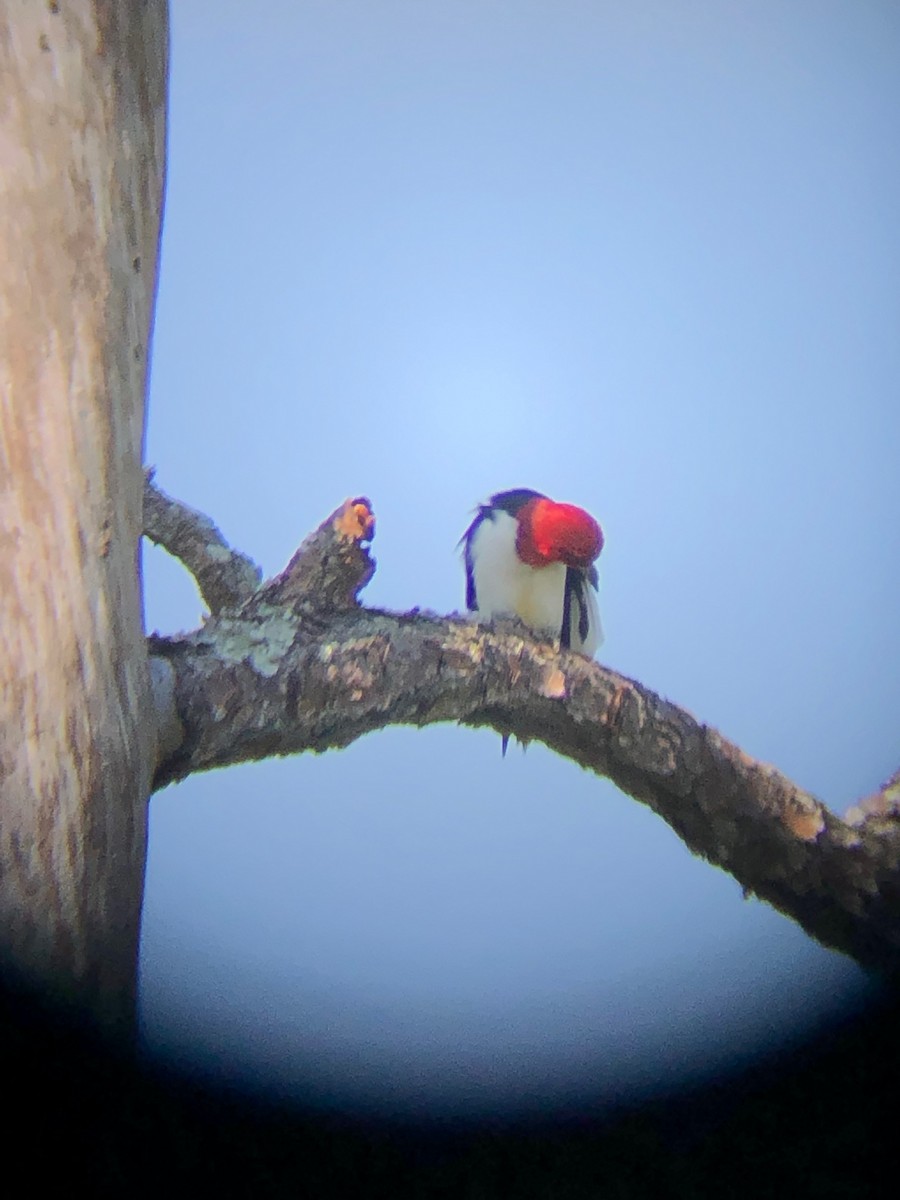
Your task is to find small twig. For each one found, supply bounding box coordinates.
[142,471,262,613]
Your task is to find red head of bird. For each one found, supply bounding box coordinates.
[461,488,604,657]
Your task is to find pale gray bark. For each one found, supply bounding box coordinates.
[0,1,167,1036]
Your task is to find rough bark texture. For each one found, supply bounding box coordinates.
[0,1,167,1036]
[146,491,900,977]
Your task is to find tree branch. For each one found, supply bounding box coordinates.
[143,471,262,613]
[146,494,900,975]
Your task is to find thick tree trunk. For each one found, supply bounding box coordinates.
[0,2,167,1037]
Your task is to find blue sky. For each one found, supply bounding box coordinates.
[140,1,899,1118]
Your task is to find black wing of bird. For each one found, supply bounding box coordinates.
[459,488,546,612]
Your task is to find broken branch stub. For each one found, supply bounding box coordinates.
[254,497,376,613]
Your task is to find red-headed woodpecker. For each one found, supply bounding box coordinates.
[462,488,604,656]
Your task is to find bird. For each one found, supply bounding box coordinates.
[461,487,604,656]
